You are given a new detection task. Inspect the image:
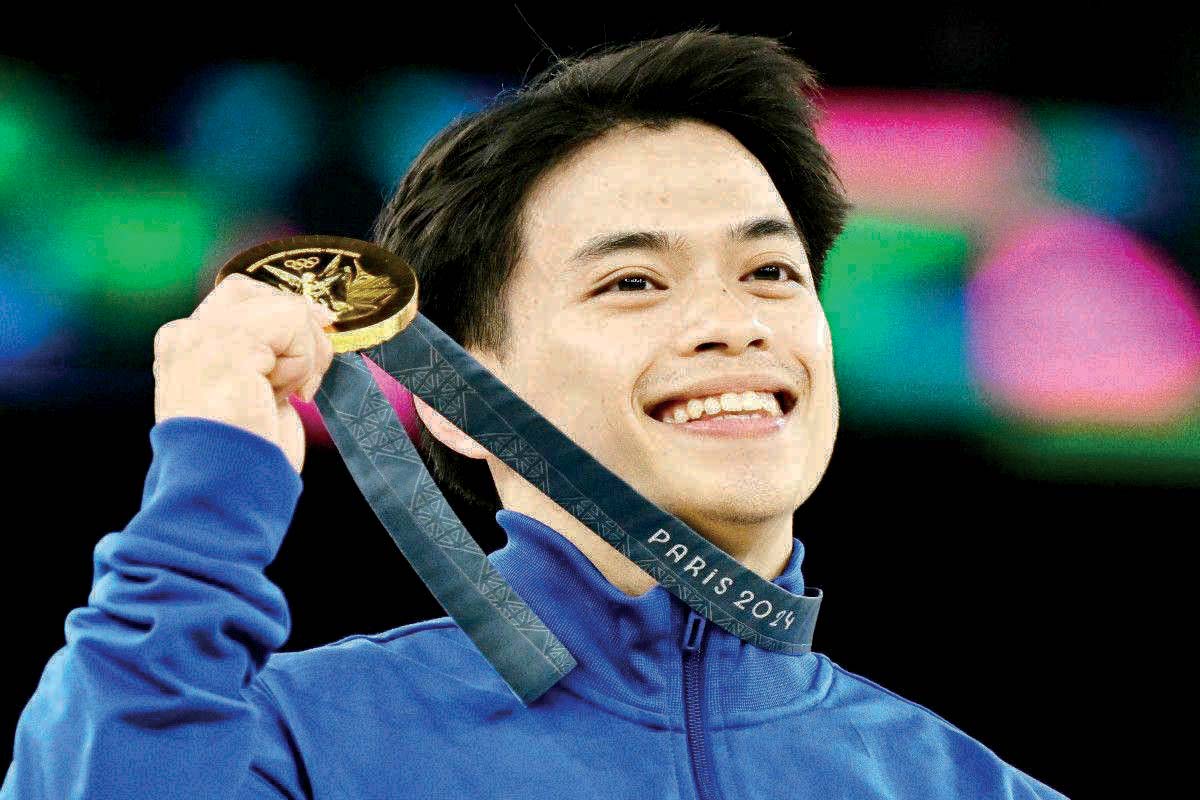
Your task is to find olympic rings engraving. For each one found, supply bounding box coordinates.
[283,256,321,270]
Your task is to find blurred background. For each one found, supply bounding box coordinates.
[3,9,1195,797]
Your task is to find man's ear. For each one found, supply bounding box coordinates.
[412,395,489,460]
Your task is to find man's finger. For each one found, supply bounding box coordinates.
[198,272,279,308]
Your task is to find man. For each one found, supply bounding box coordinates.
[1,28,1068,799]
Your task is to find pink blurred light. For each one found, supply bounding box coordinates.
[293,394,332,446]
[363,354,420,446]
[814,88,1043,230]
[966,206,1200,425]
[297,352,420,449]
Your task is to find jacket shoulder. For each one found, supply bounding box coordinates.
[254,616,514,706]
[818,655,1069,799]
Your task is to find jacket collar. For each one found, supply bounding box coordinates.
[488,508,824,723]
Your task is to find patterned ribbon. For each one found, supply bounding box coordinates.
[313,312,822,705]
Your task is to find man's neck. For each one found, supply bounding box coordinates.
[494,485,794,598]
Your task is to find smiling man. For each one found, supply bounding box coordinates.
[412,118,838,599]
[3,27,1067,800]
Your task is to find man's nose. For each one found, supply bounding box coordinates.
[678,274,773,356]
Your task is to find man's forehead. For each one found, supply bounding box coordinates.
[531,121,775,202]
[520,122,795,263]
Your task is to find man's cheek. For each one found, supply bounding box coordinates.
[787,310,828,348]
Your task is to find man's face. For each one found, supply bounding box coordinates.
[475,120,838,537]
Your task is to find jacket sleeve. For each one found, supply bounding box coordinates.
[0,417,308,799]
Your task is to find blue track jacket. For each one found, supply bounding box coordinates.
[2,417,1069,798]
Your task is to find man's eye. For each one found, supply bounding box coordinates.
[599,273,658,293]
[746,263,804,284]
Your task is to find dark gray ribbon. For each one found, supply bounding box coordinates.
[313,312,822,705]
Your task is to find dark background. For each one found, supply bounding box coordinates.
[5,9,1197,798]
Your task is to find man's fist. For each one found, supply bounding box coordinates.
[153,273,338,474]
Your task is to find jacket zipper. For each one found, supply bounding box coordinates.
[681,608,721,800]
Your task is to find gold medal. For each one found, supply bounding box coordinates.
[214,235,419,353]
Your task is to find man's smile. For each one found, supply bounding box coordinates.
[639,372,799,439]
[641,388,799,439]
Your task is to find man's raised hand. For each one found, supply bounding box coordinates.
[153,273,338,474]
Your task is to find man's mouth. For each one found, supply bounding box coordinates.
[644,389,797,425]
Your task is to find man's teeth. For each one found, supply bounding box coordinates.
[657,390,783,423]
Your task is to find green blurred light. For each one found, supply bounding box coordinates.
[982,405,1200,485]
[0,107,31,177]
[819,212,986,431]
[821,212,971,289]
[43,161,222,305]
[0,61,88,207]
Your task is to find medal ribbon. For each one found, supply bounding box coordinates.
[313,311,822,705]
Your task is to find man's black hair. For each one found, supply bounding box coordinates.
[371,25,852,513]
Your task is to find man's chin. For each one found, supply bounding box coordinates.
[656,491,797,532]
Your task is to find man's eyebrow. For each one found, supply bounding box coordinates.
[567,215,803,265]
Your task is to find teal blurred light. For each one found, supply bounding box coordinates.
[357,68,497,190]
[0,241,69,362]
[176,63,317,204]
[1030,103,1190,232]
